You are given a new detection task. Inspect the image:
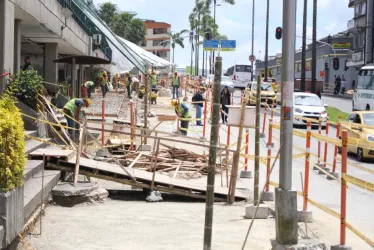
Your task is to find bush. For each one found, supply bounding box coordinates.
[9,70,45,110]
[0,94,26,191]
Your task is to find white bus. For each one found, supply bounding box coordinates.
[353,65,374,111]
[225,64,252,89]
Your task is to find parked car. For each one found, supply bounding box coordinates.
[246,82,277,108]
[341,111,374,161]
[293,92,328,127]
[206,75,235,93]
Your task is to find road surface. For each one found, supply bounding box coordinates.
[322,96,352,114]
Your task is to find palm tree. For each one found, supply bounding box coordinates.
[189,13,197,76]
[167,30,189,64]
[201,14,217,76]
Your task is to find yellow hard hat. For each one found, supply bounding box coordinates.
[102,71,107,76]
[125,72,129,75]
[152,71,156,74]
[84,98,92,107]
[171,99,177,106]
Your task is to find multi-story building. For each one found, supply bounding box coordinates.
[142,20,171,62]
[255,32,359,90]
[346,0,373,68]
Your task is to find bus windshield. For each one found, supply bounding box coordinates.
[235,65,252,72]
[357,69,374,90]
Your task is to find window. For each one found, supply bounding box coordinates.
[235,65,251,72]
[153,28,167,35]
[347,114,357,122]
[294,95,323,106]
[305,61,311,71]
[357,70,374,90]
[361,2,367,15]
[153,40,168,46]
[140,40,146,47]
[226,66,234,76]
[154,51,167,58]
[355,2,366,16]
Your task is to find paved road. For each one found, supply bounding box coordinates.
[321,96,352,114]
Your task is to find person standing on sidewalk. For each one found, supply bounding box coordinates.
[171,99,191,136]
[192,88,205,126]
[125,72,132,98]
[99,71,109,98]
[22,56,33,71]
[172,71,180,99]
[151,71,157,92]
[63,98,91,139]
[341,77,346,95]
[220,86,231,124]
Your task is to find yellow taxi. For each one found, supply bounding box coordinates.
[262,77,279,93]
[341,111,374,161]
[246,81,277,108]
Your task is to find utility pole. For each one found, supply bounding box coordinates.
[366,0,373,64]
[275,0,298,246]
[203,56,222,250]
[264,0,270,82]
[251,0,255,81]
[311,0,317,93]
[212,0,217,74]
[143,65,149,144]
[301,0,307,92]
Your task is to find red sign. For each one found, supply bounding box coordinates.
[319,71,325,78]
[249,55,256,62]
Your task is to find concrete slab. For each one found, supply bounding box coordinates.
[271,238,327,250]
[327,172,339,180]
[318,168,330,175]
[25,139,48,154]
[244,204,269,219]
[52,182,99,197]
[23,160,43,181]
[275,189,298,245]
[297,210,313,223]
[0,225,3,248]
[330,245,352,250]
[240,170,252,179]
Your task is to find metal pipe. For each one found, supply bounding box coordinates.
[251,0,255,81]
[264,0,270,82]
[311,0,317,93]
[280,0,296,190]
[301,0,307,92]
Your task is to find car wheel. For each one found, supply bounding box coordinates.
[357,148,365,162]
[366,104,371,111]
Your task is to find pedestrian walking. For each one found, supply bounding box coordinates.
[192,88,205,126]
[341,77,346,95]
[221,86,231,123]
[63,98,91,139]
[171,99,191,136]
[82,80,95,98]
[172,71,180,99]
[151,70,157,92]
[125,72,132,98]
[99,71,109,98]
[334,75,341,95]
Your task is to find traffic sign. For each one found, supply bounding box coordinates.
[203,40,219,51]
[249,55,256,62]
[220,40,236,51]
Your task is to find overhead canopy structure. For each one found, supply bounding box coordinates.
[73,0,173,74]
[53,55,111,65]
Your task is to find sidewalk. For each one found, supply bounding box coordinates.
[321,92,353,100]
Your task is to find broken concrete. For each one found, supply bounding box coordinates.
[244,204,269,219]
[330,245,352,250]
[297,210,313,223]
[271,238,327,250]
[262,191,275,202]
[146,191,163,202]
[240,170,252,179]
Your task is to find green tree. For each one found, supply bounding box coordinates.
[168,30,189,63]
[205,0,235,6]
[97,2,116,27]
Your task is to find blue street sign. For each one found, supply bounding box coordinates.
[221,40,236,51]
[203,40,219,51]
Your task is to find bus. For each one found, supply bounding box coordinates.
[353,65,374,111]
[225,64,252,89]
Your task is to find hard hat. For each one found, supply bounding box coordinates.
[174,71,178,74]
[152,70,156,74]
[84,98,92,107]
[171,99,177,106]
[125,72,129,75]
[102,71,107,76]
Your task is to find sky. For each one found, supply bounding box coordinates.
[93,0,353,70]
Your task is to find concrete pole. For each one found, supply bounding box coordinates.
[300,0,307,92]
[253,74,261,205]
[143,65,149,144]
[366,0,373,64]
[79,64,84,97]
[44,43,58,83]
[311,0,317,93]
[250,0,255,81]
[203,56,222,250]
[275,0,298,245]
[264,0,270,82]
[14,19,21,74]
[0,0,15,94]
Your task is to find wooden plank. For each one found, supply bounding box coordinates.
[128,153,143,168]
[30,148,74,159]
[173,163,182,179]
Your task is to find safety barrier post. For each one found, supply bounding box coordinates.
[323,118,329,168]
[265,118,273,192]
[244,131,249,171]
[317,114,322,165]
[271,108,274,119]
[231,92,234,105]
[303,121,312,211]
[332,116,342,173]
[226,125,231,186]
[130,101,134,151]
[340,130,348,246]
[101,100,105,147]
[203,99,208,138]
[262,106,267,134]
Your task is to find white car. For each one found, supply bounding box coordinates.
[293,93,328,127]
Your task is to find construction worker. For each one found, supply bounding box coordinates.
[125,72,132,98]
[171,99,190,136]
[172,71,180,99]
[151,70,157,91]
[99,71,109,98]
[63,98,92,139]
[82,80,95,98]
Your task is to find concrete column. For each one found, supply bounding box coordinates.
[44,43,58,83]
[0,0,15,94]
[79,64,84,97]
[14,19,21,73]
[71,58,76,98]
[88,36,93,56]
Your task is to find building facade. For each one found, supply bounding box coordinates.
[142,20,171,62]
[256,33,359,90]
[346,0,373,68]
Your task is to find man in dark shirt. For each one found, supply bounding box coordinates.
[193,88,205,126]
[22,56,33,71]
